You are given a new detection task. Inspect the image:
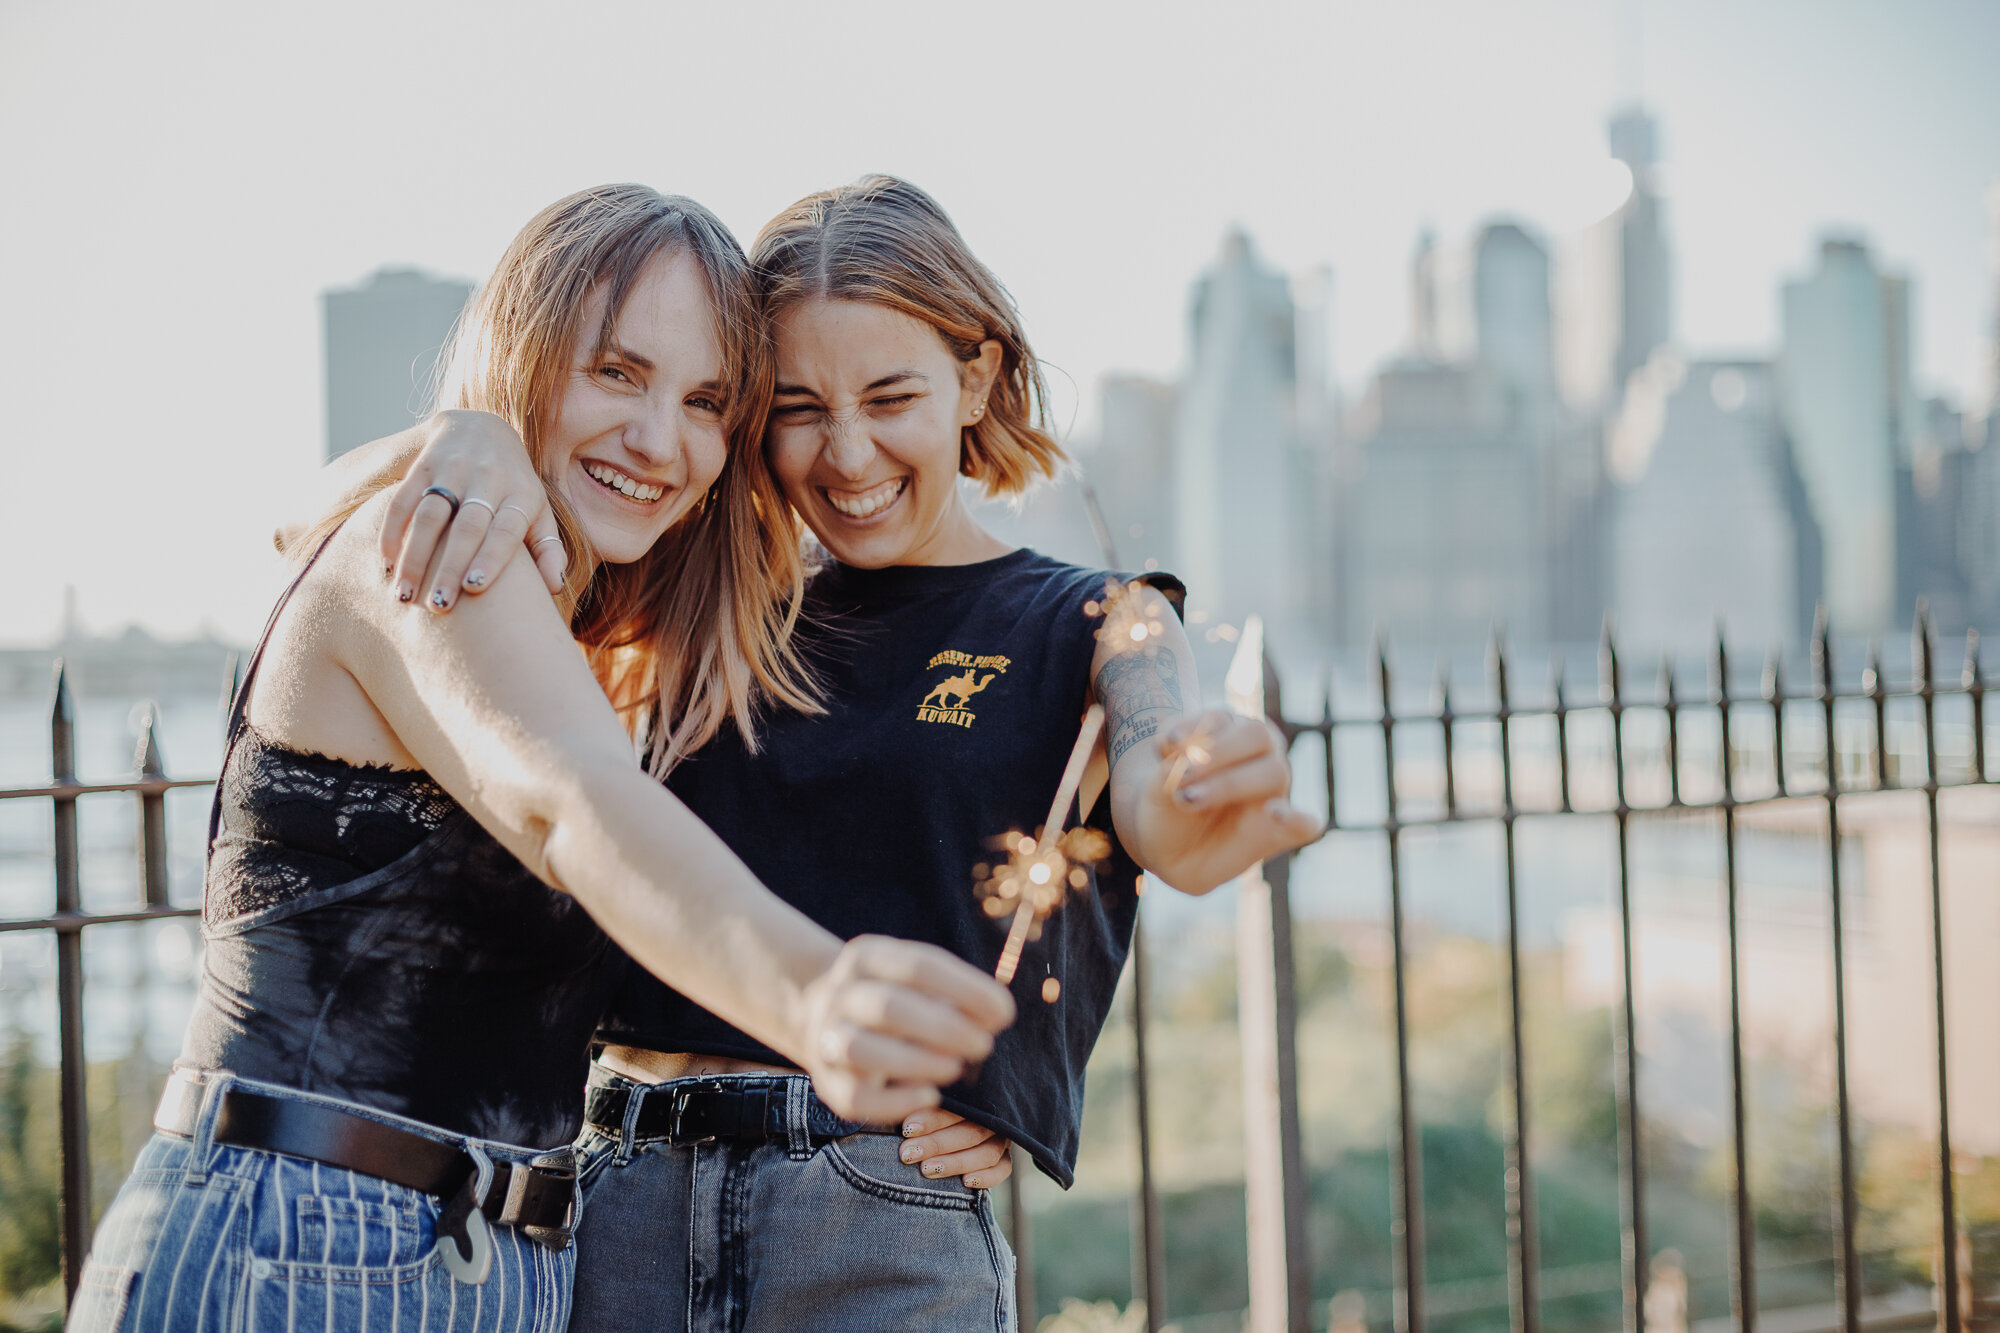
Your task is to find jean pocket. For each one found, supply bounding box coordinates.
[289,1193,430,1271]
[65,1260,137,1333]
[820,1133,981,1211]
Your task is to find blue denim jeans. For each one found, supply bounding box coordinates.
[67,1071,575,1333]
[569,1071,1016,1332]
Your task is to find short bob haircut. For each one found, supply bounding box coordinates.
[750,175,1066,497]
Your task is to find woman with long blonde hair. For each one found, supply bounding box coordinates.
[67,184,1011,1333]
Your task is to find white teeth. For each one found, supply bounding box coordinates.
[585,462,664,503]
[826,478,905,518]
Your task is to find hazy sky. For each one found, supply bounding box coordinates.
[3,0,1995,644]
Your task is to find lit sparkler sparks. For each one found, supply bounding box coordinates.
[979,704,1111,986]
[1084,577,1168,652]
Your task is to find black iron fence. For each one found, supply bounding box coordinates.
[2,607,1989,1330]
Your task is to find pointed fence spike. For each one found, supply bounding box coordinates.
[1965,629,1982,689]
[135,703,166,777]
[1599,621,1621,703]
[49,658,73,724]
[221,650,242,716]
[1763,648,1781,700]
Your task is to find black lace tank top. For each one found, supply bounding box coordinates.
[177,538,614,1150]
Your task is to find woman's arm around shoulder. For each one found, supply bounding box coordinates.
[306,497,1012,1123]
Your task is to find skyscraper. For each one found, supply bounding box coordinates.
[1555,108,1672,415]
[1474,221,1556,417]
[1171,230,1311,631]
[1610,356,1818,652]
[1345,357,1542,649]
[1778,236,1912,635]
[1083,373,1179,569]
[322,268,474,461]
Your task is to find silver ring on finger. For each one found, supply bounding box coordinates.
[533,535,565,552]
[499,503,533,526]
[460,497,496,519]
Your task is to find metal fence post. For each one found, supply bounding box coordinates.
[50,662,91,1308]
[1129,899,1166,1332]
[1010,1147,1037,1326]
[1229,618,1311,1333]
[137,705,170,907]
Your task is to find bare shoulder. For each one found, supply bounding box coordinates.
[246,493,422,768]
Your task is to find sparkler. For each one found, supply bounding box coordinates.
[1084,577,1168,652]
[981,703,1108,986]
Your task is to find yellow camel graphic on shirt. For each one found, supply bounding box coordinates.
[922,671,996,711]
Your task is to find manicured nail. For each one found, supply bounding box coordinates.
[429,589,449,609]
[396,584,413,603]
[463,570,486,589]
[902,1118,921,1137]
[900,1142,921,1163]
[383,559,394,575]
[965,1175,985,1189]
[1179,782,1208,805]
[922,1162,942,1176]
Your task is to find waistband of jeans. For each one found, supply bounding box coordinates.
[584,1070,881,1148]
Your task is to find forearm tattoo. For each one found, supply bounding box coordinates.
[1095,647,1184,768]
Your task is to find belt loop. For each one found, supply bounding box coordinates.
[182,1069,236,1186]
[614,1079,649,1167]
[784,1076,812,1160]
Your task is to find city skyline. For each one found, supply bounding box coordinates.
[3,0,1996,644]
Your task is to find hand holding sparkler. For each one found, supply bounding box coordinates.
[1086,577,1321,895]
[796,935,1017,1125]
[1128,707,1323,893]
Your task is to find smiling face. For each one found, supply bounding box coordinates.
[766,298,1008,568]
[545,247,729,566]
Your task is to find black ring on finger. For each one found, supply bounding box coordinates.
[421,485,462,517]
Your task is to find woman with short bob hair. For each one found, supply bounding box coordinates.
[392,175,1320,1332]
[67,183,1012,1333]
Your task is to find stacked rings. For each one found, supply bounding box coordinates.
[421,485,462,517]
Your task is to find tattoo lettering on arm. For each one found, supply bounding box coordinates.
[1095,647,1184,768]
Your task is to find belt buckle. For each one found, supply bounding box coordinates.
[667,1081,726,1146]
[504,1153,579,1251]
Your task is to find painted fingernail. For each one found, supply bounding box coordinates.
[463,570,486,589]
[922,1162,942,1176]
[902,1119,920,1137]
[383,559,394,575]
[429,589,450,610]
[1179,782,1208,805]
[900,1143,921,1163]
[396,584,413,603]
[965,1175,984,1189]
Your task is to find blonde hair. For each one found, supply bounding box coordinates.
[751,175,1065,497]
[303,184,817,773]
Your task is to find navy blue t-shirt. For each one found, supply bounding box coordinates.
[598,548,1180,1185]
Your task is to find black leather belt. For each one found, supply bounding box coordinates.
[154,1075,575,1254]
[584,1076,871,1147]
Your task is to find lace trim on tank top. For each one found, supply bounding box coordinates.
[208,728,458,922]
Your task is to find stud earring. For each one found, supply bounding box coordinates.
[972,402,985,419]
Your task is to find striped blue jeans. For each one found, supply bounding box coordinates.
[67,1071,574,1333]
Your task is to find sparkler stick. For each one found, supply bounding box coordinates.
[992,703,1105,985]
